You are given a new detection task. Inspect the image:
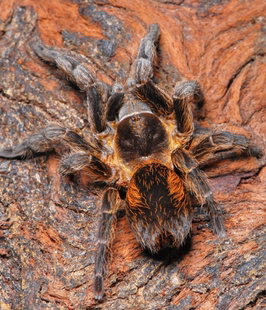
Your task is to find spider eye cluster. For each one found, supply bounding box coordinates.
[115,112,169,162]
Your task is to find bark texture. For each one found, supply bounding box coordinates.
[0,0,265,309]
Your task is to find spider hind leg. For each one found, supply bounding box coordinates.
[172,149,226,238]
[94,188,121,300]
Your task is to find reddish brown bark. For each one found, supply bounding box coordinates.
[0,0,265,309]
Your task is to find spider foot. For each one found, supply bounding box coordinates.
[93,275,105,300]
[211,214,226,238]
[174,81,203,102]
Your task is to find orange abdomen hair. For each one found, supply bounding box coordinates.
[126,163,192,253]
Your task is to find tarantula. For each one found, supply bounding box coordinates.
[0,24,262,300]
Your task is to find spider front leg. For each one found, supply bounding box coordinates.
[33,44,111,133]
[172,148,226,237]
[127,24,173,114]
[94,188,122,300]
[173,81,203,140]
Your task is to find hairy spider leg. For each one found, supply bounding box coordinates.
[33,43,110,133]
[173,81,203,140]
[33,43,95,89]
[188,130,264,167]
[0,124,111,203]
[60,153,113,186]
[86,81,111,133]
[127,23,173,115]
[0,124,100,159]
[171,149,226,237]
[94,188,121,300]
[105,83,125,122]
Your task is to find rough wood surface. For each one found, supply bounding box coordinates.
[0,0,265,309]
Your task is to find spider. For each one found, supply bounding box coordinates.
[0,24,262,300]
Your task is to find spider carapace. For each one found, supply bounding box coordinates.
[0,24,262,300]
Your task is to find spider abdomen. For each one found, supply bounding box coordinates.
[126,163,192,253]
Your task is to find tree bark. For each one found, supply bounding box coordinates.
[0,0,265,309]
